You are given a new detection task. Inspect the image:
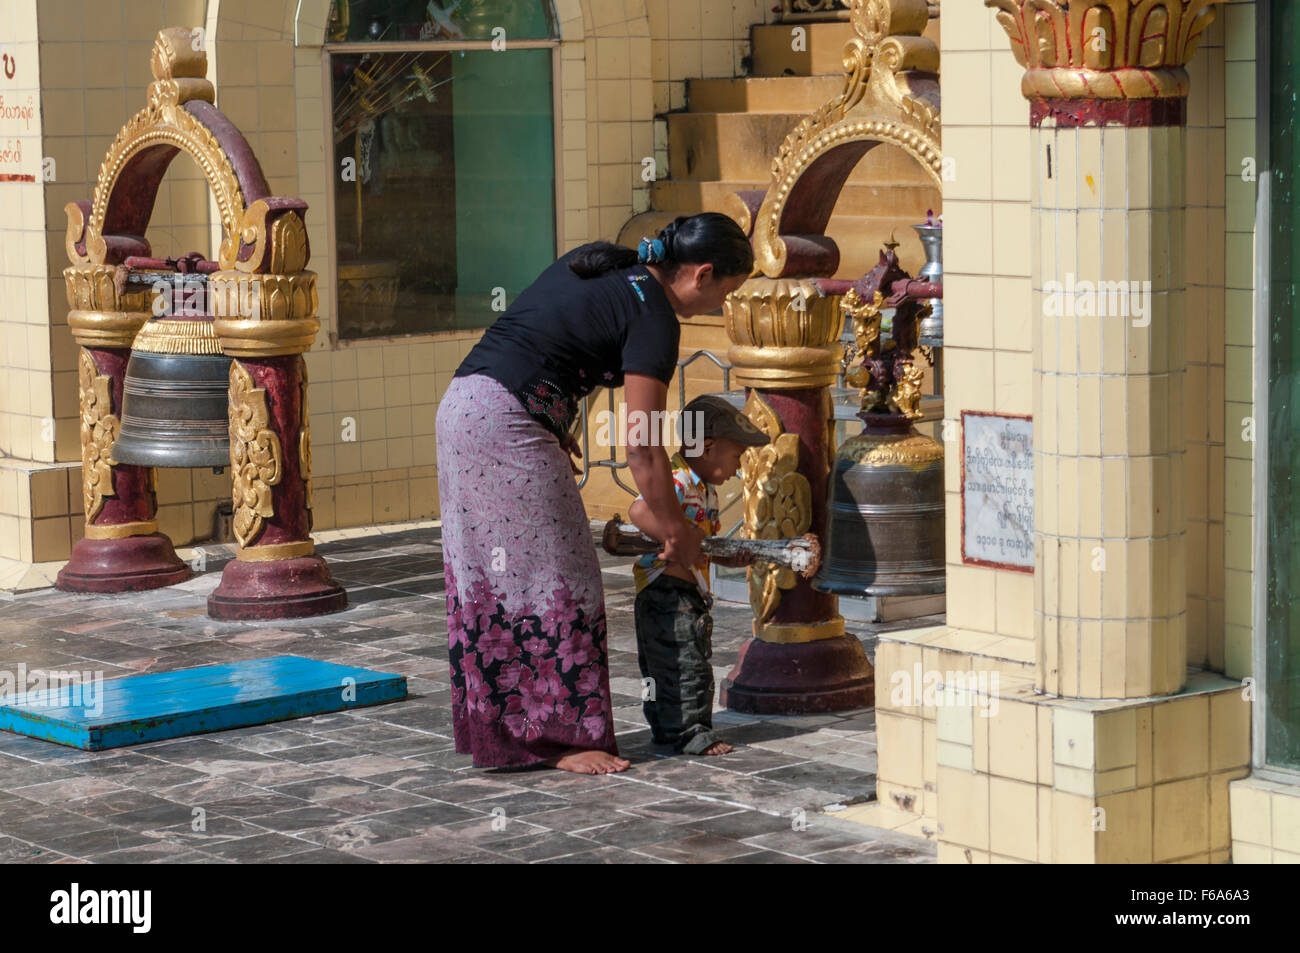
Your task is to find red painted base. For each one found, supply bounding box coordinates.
[55,533,191,593]
[720,634,875,714]
[207,555,347,621]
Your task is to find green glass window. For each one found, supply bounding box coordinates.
[326,0,558,43]
[328,2,557,338]
[1267,0,1300,771]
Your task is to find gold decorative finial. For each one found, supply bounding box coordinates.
[147,27,214,111]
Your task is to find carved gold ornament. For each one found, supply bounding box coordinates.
[300,356,313,513]
[845,431,943,468]
[211,271,321,357]
[78,349,119,522]
[888,360,926,419]
[130,318,224,355]
[724,276,844,390]
[74,28,321,369]
[751,0,941,277]
[232,201,311,277]
[81,28,244,270]
[841,287,884,405]
[985,0,1225,101]
[741,392,812,623]
[229,360,283,546]
[63,263,151,348]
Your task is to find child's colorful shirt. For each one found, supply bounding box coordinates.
[633,452,720,594]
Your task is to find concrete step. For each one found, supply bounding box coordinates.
[652,178,940,220]
[666,111,938,182]
[686,74,845,114]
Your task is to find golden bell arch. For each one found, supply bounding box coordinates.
[58,27,342,620]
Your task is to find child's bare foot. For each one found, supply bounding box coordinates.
[546,749,631,774]
[698,741,734,756]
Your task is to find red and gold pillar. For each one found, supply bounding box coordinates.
[208,260,346,620]
[57,264,190,592]
[720,277,874,712]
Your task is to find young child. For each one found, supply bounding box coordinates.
[627,395,770,756]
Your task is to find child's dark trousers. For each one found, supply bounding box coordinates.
[633,573,722,755]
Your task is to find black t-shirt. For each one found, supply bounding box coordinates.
[455,243,681,437]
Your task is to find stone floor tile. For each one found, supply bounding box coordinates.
[0,526,935,865]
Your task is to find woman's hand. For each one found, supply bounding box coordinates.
[560,432,583,475]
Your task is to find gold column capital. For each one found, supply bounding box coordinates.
[724,276,844,390]
[212,270,321,357]
[64,264,151,348]
[985,0,1231,121]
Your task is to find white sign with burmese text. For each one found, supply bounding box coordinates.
[961,411,1033,572]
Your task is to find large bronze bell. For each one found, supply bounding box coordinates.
[111,273,232,470]
[815,413,946,597]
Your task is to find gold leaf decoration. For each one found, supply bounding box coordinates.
[86,30,240,268]
[849,433,944,467]
[740,391,812,623]
[270,211,310,275]
[79,349,119,523]
[985,0,1225,101]
[228,360,283,547]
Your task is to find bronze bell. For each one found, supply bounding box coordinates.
[110,273,233,470]
[814,412,946,597]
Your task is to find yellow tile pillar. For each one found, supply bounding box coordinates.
[987,0,1228,699]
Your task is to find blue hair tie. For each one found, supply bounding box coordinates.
[637,237,665,264]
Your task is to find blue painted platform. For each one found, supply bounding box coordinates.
[0,655,407,750]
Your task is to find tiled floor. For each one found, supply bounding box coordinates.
[0,526,935,864]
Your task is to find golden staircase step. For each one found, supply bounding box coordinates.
[651,178,940,220]
[666,110,939,182]
[750,21,859,77]
[686,75,845,114]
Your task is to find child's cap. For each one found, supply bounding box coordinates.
[679,395,771,447]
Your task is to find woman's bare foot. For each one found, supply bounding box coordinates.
[546,749,631,774]
[699,741,734,756]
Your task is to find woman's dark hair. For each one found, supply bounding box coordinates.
[568,212,753,280]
